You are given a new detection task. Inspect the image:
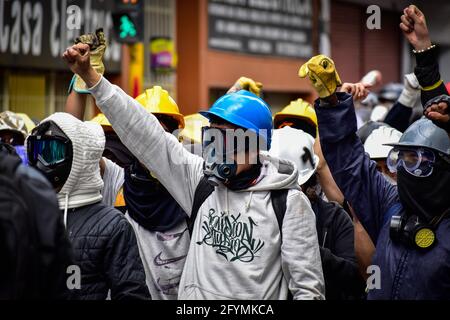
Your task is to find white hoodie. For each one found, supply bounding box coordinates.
[37,113,105,221]
[88,77,325,300]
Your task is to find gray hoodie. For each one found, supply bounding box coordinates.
[88,77,325,300]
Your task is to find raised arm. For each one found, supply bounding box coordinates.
[298,55,399,242]
[62,43,203,215]
[400,5,450,134]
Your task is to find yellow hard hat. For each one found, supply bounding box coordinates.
[91,113,111,127]
[135,86,185,129]
[179,113,209,145]
[274,98,318,129]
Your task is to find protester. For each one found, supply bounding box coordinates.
[27,112,150,300]
[299,5,450,297]
[270,127,365,300]
[0,111,29,164]
[400,6,450,135]
[363,126,402,184]
[64,30,193,299]
[62,44,325,299]
[0,143,72,299]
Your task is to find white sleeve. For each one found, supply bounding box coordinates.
[101,157,125,207]
[281,190,325,300]
[89,77,204,215]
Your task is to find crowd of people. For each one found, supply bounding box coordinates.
[1,5,449,300]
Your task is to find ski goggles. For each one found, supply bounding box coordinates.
[27,136,71,166]
[387,147,436,178]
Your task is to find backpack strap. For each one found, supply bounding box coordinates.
[270,189,289,237]
[188,176,215,236]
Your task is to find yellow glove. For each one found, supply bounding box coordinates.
[228,77,263,96]
[299,55,342,98]
[71,28,107,93]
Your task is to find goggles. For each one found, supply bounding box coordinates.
[387,147,435,178]
[27,136,71,166]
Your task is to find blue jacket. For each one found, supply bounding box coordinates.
[316,93,450,299]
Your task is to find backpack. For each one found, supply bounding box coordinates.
[0,151,71,299]
[187,176,289,237]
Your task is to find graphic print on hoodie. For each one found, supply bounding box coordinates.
[89,77,325,300]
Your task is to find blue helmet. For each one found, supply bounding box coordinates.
[200,90,273,149]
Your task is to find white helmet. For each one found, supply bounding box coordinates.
[270,127,319,185]
[364,126,402,159]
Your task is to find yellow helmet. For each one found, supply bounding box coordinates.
[274,98,318,129]
[91,113,111,127]
[179,113,209,145]
[135,86,185,129]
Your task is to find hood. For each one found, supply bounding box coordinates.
[39,113,105,210]
[243,151,300,192]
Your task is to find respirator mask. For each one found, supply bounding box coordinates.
[201,126,259,185]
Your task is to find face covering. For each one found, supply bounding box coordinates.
[123,160,187,232]
[397,161,450,222]
[224,161,262,191]
[104,134,135,168]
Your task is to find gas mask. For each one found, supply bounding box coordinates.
[388,146,450,222]
[201,126,238,185]
[27,121,73,190]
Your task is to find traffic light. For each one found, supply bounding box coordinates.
[112,0,144,43]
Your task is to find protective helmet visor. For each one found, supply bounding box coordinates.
[387,147,435,178]
[27,136,71,166]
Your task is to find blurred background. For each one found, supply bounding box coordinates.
[0,0,448,122]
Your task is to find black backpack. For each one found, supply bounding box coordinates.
[0,150,71,299]
[187,176,289,237]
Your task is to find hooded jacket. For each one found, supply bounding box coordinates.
[316,93,450,299]
[88,77,325,300]
[37,113,150,300]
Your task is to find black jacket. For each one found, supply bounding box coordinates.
[66,201,150,300]
[312,198,365,300]
[0,149,72,299]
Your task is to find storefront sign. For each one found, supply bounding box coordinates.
[208,0,313,58]
[0,0,121,71]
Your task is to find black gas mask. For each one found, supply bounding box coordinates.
[27,121,72,190]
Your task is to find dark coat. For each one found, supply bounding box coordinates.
[312,198,365,300]
[66,202,151,300]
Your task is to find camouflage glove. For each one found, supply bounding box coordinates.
[227,77,263,97]
[299,55,342,98]
[70,28,107,94]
